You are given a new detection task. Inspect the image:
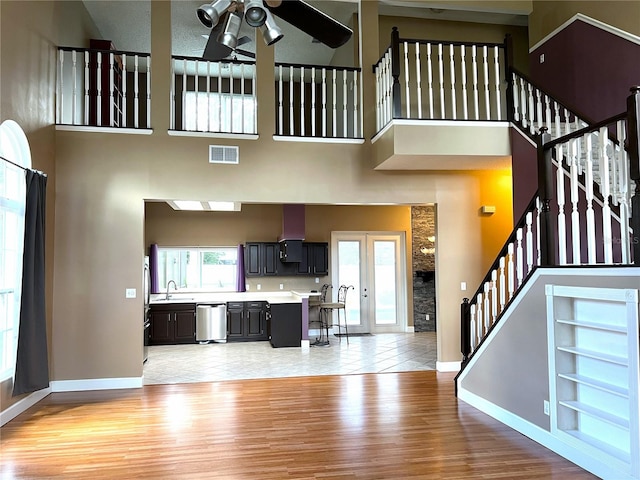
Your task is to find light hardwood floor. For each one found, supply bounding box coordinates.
[1,371,594,479]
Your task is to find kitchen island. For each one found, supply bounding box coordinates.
[149,290,318,348]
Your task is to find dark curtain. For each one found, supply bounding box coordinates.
[13,170,49,396]
[236,244,246,292]
[149,244,160,294]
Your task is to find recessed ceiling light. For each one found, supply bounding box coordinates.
[167,200,241,211]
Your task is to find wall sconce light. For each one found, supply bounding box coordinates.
[420,246,435,255]
[481,205,496,215]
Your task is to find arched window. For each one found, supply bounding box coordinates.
[0,120,31,381]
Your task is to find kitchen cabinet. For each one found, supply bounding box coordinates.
[149,303,196,345]
[227,301,269,342]
[269,303,302,347]
[245,241,328,277]
[245,242,279,277]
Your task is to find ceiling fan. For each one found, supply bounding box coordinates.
[197,0,353,62]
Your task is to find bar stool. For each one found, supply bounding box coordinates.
[311,284,331,346]
[320,285,353,344]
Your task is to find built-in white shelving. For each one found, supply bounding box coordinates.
[546,284,639,479]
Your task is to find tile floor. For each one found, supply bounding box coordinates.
[143,332,437,385]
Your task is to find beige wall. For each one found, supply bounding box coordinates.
[529,0,640,47]
[1,0,518,411]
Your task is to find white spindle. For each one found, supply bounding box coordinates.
[121,54,127,128]
[217,63,222,131]
[599,127,613,264]
[146,55,151,129]
[449,44,456,120]
[290,66,295,135]
[472,46,479,120]
[205,61,211,132]
[544,95,551,133]
[84,51,89,125]
[553,101,561,143]
[97,52,102,126]
[322,68,327,137]
[353,70,359,137]
[490,270,498,321]
[438,43,445,118]
[57,50,63,123]
[194,60,199,131]
[278,65,283,135]
[300,67,305,137]
[375,64,381,130]
[331,68,337,137]
[499,257,506,312]
[526,212,533,273]
[584,134,596,263]
[519,78,527,129]
[507,243,515,298]
[460,46,468,120]
[181,59,186,130]
[342,70,347,137]
[229,61,234,133]
[252,65,257,133]
[415,42,423,119]
[134,55,139,128]
[516,228,524,287]
[569,139,581,263]
[556,143,567,265]
[427,43,434,119]
[527,83,534,134]
[71,50,77,125]
[483,283,490,332]
[617,121,631,263]
[403,42,411,118]
[493,46,501,121]
[476,293,483,337]
[470,304,477,351]
[482,46,490,119]
[170,59,175,130]
[535,89,543,133]
[311,67,316,136]
[240,64,245,133]
[536,197,541,266]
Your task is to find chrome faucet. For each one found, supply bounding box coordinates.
[166,280,177,300]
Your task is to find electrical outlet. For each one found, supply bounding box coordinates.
[425,314,430,321]
[461,282,467,291]
[540,53,545,64]
[315,277,320,283]
[257,284,261,290]
[543,400,550,416]
[125,288,136,299]
[279,284,284,290]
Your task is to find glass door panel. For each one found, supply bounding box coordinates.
[372,240,397,326]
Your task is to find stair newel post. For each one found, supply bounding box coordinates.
[461,297,471,365]
[390,27,402,119]
[537,127,555,266]
[627,86,640,265]
[503,34,514,123]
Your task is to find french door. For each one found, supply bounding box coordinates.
[330,232,407,334]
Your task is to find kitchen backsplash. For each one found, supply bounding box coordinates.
[245,275,330,294]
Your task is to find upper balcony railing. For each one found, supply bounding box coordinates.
[274,62,362,140]
[56,46,151,129]
[170,55,257,136]
[373,27,508,132]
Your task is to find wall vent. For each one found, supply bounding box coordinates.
[209,145,239,164]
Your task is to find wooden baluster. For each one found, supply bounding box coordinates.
[170,58,175,130]
[483,283,490,333]
[438,43,445,118]
[556,143,567,265]
[381,55,389,126]
[121,54,127,128]
[375,62,382,130]
[229,61,234,132]
[526,211,533,274]
[57,50,63,123]
[311,67,316,136]
[472,46,479,120]
[403,41,411,118]
[527,83,534,134]
[536,197,541,266]
[331,68,337,137]
[133,55,139,129]
[322,68,327,137]
[146,55,151,129]
[217,62,222,131]
[96,52,102,126]
[470,304,477,351]
[553,100,560,142]
[493,46,501,121]
[415,42,423,119]
[519,77,527,130]
[385,53,392,124]
[482,46,490,119]
[71,50,77,125]
[599,127,613,264]
[342,69,347,137]
[449,44,456,120]
[511,72,519,122]
[291,65,295,136]
[204,61,211,132]
[516,228,524,288]
[300,67,305,137]
[252,65,257,133]
[240,64,246,133]
[535,88,543,133]
[460,46,467,120]
[278,65,283,135]
[194,60,200,131]
[84,51,89,126]
[490,270,498,323]
[499,257,506,312]
[544,94,551,133]
[507,243,515,300]
[353,70,359,137]
[584,133,596,263]
[617,120,631,263]
[569,139,581,264]
[427,43,434,119]
[476,293,483,337]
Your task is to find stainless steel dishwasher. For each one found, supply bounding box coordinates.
[196,303,227,343]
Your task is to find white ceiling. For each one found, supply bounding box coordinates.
[81,1,527,65]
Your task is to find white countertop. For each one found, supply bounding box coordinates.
[150,290,320,305]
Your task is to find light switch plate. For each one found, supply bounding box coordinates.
[257,284,261,290]
[279,284,284,290]
[315,277,320,283]
[125,288,136,298]
[460,282,467,291]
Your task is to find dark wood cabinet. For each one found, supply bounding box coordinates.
[226,301,269,342]
[245,241,328,277]
[302,242,328,275]
[149,303,196,345]
[269,303,302,348]
[262,243,279,276]
[245,242,279,277]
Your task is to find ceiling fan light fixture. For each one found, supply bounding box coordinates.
[218,10,243,49]
[197,0,233,29]
[259,9,283,45]
[244,0,267,27]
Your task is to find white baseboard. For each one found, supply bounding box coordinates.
[405,326,415,333]
[436,361,461,372]
[1,387,51,426]
[50,377,143,392]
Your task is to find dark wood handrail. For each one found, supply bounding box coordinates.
[544,111,627,150]
[372,46,392,71]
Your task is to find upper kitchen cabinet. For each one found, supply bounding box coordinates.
[245,242,279,277]
[297,243,328,276]
[245,242,328,277]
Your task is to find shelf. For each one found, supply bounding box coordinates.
[559,400,629,429]
[555,318,627,333]
[557,373,629,398]
[557,346,628,366]
[564,430,631,464]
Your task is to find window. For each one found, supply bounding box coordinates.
[184,91,256,134]
[157,247,238,292]
[0,120,30,381]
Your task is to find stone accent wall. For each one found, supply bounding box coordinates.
[411,206,436,331]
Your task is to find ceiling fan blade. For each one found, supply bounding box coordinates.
[202,16,232,61]
[265,0,353,49]
[235,48,256,59]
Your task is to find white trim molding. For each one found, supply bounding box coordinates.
[50,377,143,392]
[530,13,640,52]
[55,125,153,135]
[168,130,259,140]
[1,387,51,426]
[436,361,461,372]
[273,135,364,144]
[405,325,415,333]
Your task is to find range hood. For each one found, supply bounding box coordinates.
[279,204,305,262]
